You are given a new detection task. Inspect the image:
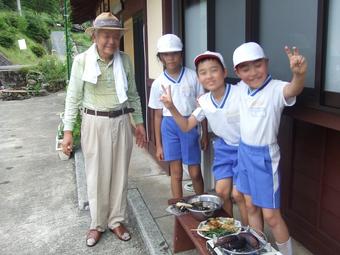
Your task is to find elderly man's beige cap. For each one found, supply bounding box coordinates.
[85,12,128,35]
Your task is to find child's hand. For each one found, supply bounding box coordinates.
[285,46,307,76]
[200,135,209,151]
[283,46,307,98]
[156,145,164,161]
[160,85,174,109]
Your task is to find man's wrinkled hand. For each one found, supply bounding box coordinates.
[62,131,73,156]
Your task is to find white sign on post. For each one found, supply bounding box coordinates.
[18,39,27,50]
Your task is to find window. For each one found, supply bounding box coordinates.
[176,0,340,111]
[259,0,318,87]
[324,0,340,93]
[215,0,245,77]
[183,0,207,69]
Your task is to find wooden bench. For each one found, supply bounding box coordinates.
[168,197,230,255]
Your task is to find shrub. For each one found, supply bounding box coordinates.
[0,0,16,11]
[34,55,67,92]
[0,32,15,48]
[26,71,44,96]
[72,32,92,48]
[4,13,27,31]
[31,44,46,57]
[25,14,49,43]
[22,0,60,15]
[0,13,10,30]
[36,55,66,82]
[39,12,56,28]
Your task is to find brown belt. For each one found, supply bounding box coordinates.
[84,107,134,118]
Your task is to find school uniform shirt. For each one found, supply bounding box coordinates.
[238,76,296,146]
[191,84,241,146]
[148,67,204,116]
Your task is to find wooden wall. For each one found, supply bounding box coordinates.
[279,115,340,255]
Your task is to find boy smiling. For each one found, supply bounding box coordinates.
[233,42,307,255]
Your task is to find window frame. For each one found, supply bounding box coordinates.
[178,0,339,112]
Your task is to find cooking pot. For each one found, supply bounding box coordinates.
[186,194,223,221]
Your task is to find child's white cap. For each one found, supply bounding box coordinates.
[157,34,183,53]
[233,42,266,67]
[194,51,225,67]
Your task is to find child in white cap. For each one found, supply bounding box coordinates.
[160,51,248,225]
[233,42,307,255]
[148,34,207,198]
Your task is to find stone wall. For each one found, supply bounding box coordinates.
[0,70,27,89]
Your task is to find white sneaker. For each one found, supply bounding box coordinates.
[184,182,194,192]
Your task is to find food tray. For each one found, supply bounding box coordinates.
[206,227,282,255]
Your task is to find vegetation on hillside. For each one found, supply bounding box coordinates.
[0,0,93,148]
[1,13,48,63]
[0,0,60,15]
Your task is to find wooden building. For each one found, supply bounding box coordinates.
[70,1,340,254]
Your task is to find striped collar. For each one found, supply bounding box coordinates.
[247,75,272,96]
[164,67,185,84]
[210,83,231,108]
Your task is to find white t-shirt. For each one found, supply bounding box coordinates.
[238,77,296,146]
[148,67,204,116]
[192,84,241,146]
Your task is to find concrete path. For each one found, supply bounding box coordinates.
[0,92,146,254]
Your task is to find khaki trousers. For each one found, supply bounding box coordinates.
[81,112,133,231]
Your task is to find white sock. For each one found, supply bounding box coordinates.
[276,237,292,255]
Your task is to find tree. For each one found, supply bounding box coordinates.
[0,0,17,10]
[21,0,60,15]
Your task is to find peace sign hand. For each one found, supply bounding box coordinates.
[285,46,307,76]
[160,85,174,109]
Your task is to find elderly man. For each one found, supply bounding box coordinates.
[62,12,146,247]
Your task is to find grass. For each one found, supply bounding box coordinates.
[71,32,92,53]
[0,35,40,65]
[0,10,92,65]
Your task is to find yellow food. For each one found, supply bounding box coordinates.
[204,217,238,232]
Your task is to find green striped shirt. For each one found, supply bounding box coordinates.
[64,47,143,131]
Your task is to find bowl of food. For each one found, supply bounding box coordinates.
[215,227,268,255]
[186,194,223,221]
[197,217,242,239]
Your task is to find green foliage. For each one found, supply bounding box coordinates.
[39,12,58,29]
[0,0,16,10]
[3,12,27,31]
[26,71,44,96]
[22,0,60,15]
[0,18,9,30]
[0,40,38,65]
[0,32,15,48]
[57,112,82,149]
[72,113,82,149]
[71,32,92,53]
[30,44,46,57]
[0,0,61,17]
[24,13,49,43]
[31,83,42,95]
[36,55,66,82]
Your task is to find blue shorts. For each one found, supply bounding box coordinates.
[161,116,201,165]
[212,137,238,181]
[236,141,281,209]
